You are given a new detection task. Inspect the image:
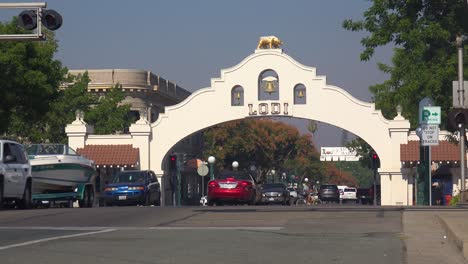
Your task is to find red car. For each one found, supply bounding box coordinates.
[207,170,257,206]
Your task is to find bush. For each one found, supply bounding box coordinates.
[450,194,460,206]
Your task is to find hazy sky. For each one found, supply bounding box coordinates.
[1,0,393,149]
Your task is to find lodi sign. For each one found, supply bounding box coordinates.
[248,102,290,116]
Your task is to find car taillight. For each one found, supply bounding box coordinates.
[239,181,251,187]
[208,181,218,187]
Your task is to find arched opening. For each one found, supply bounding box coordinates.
[294,84,306,104]
[231,86,244,106]
[258,69,279,101]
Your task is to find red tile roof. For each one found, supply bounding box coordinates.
[77,145,139,166]
[400,141,461,161]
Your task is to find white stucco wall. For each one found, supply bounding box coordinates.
[149,49,411,205]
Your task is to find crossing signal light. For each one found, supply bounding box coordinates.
[169,154,177,172]
[42,9,63,30]
[17,9,63,31]
[18,10,37,30]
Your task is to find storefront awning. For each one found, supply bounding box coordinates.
[400,140,462,164]
[77,144,139,168]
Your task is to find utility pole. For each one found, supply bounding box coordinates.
[457,36,466,198]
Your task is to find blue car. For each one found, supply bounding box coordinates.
[102,170,160,206]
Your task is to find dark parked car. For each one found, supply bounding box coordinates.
[260,183,291,205]
[357,188,373,204]
[207,170,258,206]
[318,184,340,203]
[102,170,161,206]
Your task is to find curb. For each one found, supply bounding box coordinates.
[436,214,468,260]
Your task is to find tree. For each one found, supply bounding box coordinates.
[45,73,134,143]
[343,0,467,129]
[86,84,134,135]
[203,119,326,183]
[0,19,66,140]
[43,73,97,143]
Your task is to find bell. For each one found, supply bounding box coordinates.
[264,81,276,94]
[298,89,305,98]
[235,91,241,100]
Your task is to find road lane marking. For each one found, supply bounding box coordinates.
[149,226,284,230]
[0,226,283,231]
[0,229,116,251]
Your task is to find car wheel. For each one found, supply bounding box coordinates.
[19,182,32,209]
[144,193,151,206]
[207,199,215,206]
[0,177,3,209]
[155,194,161,206]
[86,187,94,208]
[79,188,89,208]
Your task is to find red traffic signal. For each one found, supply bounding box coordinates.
[371,153,380,169]
[169,154,177,172]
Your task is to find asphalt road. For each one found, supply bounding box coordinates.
[0,205,463,264]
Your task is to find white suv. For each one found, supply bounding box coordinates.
[0,140,32,209]
[342,187,358,203]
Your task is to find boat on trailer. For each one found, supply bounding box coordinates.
[26,144,96,195]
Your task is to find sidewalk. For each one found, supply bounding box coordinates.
[403,210,467,264]
[437,211,468,260]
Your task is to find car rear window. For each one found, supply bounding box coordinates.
[321,185,338,189]
[344,188,356,192]
[216,171,252,181]
[263,183,286,189]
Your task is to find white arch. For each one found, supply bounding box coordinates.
[150,49,410,205]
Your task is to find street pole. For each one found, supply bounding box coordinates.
[461,123,466,198]
[429,146,432,206]
[457,36,466,198]
[373,168,377,206]
[176,156,181,206]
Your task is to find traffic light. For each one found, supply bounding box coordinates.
[448,108,468,132]
[17,9,63,31]
[169,154,177,172]
[371,153,380,170]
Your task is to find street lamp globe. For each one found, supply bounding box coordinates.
[304,178,309,182]
[208,156,216,164]
[232,161,239,170]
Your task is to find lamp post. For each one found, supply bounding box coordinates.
[208,156,216,181]
[232,161,239,170]
[282,172,286,184]
[271,169,276,183]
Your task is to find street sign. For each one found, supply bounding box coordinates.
[419,97,434,124]
[197,164,209,177]
[421,125,439,146]
[422,106,441,125]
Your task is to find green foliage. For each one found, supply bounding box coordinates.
[86,85,134,135]
[43,73,97,143]
[343,0,468,129]
[450,193,460,206]
[203,119,327,183]
[334,161,374,187]
[0,19,66,141]
[346,137,374,169]
[45,74,134,143]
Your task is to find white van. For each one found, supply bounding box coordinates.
[338,185,347,200]
[0,140,33,209]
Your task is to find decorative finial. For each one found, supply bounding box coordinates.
[257,36,283,49]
